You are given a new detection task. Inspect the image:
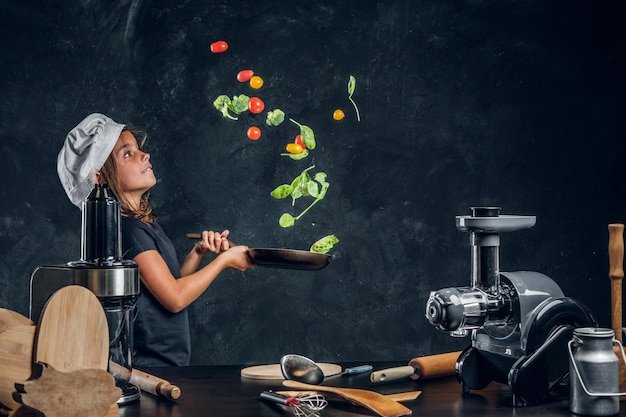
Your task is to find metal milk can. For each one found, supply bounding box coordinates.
[568,327,624,415]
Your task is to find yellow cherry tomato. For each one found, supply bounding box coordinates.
[249,75,264,89]
[286,143,303,154]
[333,109,345,121]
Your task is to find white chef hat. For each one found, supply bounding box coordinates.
[57,113,125,208]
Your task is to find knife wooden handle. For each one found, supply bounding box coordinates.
[609,224,625,343]
[408,351,461,380]
[370,366,415,383]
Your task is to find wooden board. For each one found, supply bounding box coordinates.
[34,285,109,372]
[0,309,35,412]
[13,364,121,417]
[241,363,342,380]
[30,285,120,417]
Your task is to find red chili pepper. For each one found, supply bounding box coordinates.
[237,70,254,82]
[294,134,306,149]
[210,40,228,53]
[248,97,265,114]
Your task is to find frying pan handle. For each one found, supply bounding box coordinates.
[186,233,237,247]
[609,224,625,343]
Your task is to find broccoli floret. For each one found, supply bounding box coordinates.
[229,94,250,114]
[213,95,238,120]
[266,109,285,126]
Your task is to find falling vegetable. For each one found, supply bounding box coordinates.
[248,97,265,114]
[213,95,238,120]
[210,40,229,53]
[266,109,285,126]
[289,119,316,150]
[333,109,345,121]
[347,75,361,122]
[270,165,330,228]
[285,143,303,154]
[249,75,264,89]
[229,94,250,115]
[294,134,306,149]
[310,235,339,254]
[281,149,309,160]
[237,70,254,82]
[247,126,261,140]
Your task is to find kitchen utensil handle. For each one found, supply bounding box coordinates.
[109,361,181,400]
[186,233,237,247]
[408,351,461,380]
[131,367,182,400]
[609,224,624,343]
[370,366,415,383]
[260,391,292,405]
[344,365,373,375]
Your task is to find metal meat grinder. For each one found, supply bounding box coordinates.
[30,184,141,403]
[425,207,597,406]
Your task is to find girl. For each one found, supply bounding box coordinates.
[58,113,254,366]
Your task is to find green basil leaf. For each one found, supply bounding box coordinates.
[270,184,292,199]
[280,149,310,160]
[307,180,319,198]
[310,234,339,253]
[279,213,296,228]
[300,125,316,150]
[348,75,356,97]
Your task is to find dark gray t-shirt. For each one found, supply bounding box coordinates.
[122,217,191,367]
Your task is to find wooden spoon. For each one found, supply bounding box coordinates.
[282,380,412,417]
[608,224,626,400]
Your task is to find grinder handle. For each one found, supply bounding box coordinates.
[609,223,624,343]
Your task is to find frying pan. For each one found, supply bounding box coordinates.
[186,233,331,270]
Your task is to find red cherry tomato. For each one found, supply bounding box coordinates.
[248,97,265,114]
[286,143,304,154]
[210,40,228,53]
[294,134,306,149]
[237,70,254,82]
[247,126,261,141]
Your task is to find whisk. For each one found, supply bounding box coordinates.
[260,391,328,417]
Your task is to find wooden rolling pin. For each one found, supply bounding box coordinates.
[608,223,626,401]
[370,351,461,383]
[108,360,181,400]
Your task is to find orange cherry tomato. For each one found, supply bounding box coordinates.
[247,126,261,141]
[333,109,345,121]
[210,40,228,53]
[294,134,306,149]
[237,70,254,82]
[286,143,303,154]
[248,97,265,114]
[249,75,264,89]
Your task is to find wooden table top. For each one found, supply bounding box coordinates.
[117,362,626,417]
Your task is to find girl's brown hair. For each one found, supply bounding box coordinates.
[99,127,154,223]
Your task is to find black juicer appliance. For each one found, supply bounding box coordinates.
[30,184,140,403]
[425,207,597,406]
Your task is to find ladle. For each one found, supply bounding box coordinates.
[280,354,325,385]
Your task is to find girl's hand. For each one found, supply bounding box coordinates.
[195,230,230,255]
[218,245,254,271]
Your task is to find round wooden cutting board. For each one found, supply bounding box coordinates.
[34,285,109,372]
[241,363,342,380]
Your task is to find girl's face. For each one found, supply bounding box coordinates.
[110,130,156,197]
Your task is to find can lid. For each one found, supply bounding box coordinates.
[573,327,614,338]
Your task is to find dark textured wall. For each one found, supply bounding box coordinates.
[1,0,625,366]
